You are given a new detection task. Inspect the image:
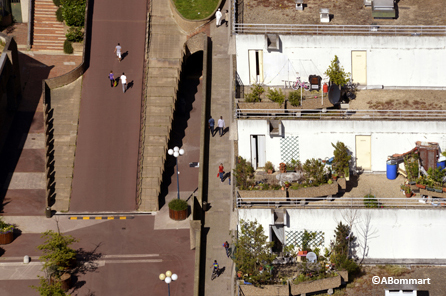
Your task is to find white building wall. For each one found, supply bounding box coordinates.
[236,35,446,88]
[238,208,446,260]
[238,120,446,172]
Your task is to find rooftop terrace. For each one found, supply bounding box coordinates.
[239,0,446,26]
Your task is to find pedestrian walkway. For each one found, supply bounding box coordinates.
[203,4,235,295]
[70,0,147,212]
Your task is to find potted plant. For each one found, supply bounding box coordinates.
[344,167,350,182]
[401,184,412,198]
[416,176,427,189]
[284,181,291,188]
[0,218,15,245]
[332,172,338,181]
[279,162,287,173]
[37,230,78,292]
[264,161,274,174]
[168,199,188,221]
[332,142,351,178]
[31,276,69,296]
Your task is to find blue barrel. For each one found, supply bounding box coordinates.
[386,160,397,180]
[437,156,446,170]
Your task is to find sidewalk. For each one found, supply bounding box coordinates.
[204,4,236,295]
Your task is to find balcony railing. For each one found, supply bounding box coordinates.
[233,23,446,36]
[236,109,446,120]
[236,196,446,209]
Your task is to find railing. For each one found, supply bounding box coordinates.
[236,108,446,120]
[233,23,446,36]
[236,196,446,209]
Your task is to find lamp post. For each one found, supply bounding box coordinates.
[159,270,178,296]
[168,146,184,200]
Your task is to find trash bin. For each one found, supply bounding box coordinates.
[202,201,209,211]
[386,160,397,180]
[437,156,446,170]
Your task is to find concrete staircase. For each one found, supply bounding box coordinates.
[33,0,65,51]
[138,0,187,211]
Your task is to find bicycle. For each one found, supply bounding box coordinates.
[291,76,310,91]
[211,266,219,280]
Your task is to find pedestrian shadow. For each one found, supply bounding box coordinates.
[223,172,231,182]
[127,80,134,91]
[114,79,120,87]
[223,127,229,136]
[217,266,226,277]
[121,51,128,61]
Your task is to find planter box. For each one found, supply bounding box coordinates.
[239,283,289,296]
[337,178,347,190]
[288,182,338,198]
[169,208,188,221]
[0,231,14,245]
[238,190,287,204]
[51,273,71,292]
[419,188,446,198]
[237,102,285,114]
[291,275,341,295]
[416,184,426,189]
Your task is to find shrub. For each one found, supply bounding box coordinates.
[55,7,64,22]
[168,199,188,211]
[332,141,351,177]
[66,26,84,42]
[288,90,302,106]
[384,265,410,276]
[61,0,86,27]
[63,39,73,54]
[52,0,61,6]
[0,217,14,234]
[303,158,326,186]
[264,161,274,173]
[363,194,378,208]
[266,88,285,105]
[234,157,254,189]
[324,55,350,86]
[244,84,264,102]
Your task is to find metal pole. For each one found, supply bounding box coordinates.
[176,157,180,200]
[168,283,170,296]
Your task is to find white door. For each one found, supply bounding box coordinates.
[248,50,264,84]
[356,135,371,170]
[257,135,266,168]
[351,51,367,86]
[251,136,257,169]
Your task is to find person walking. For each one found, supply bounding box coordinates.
[215,8,222,27]
[217,116,225,137]
[218,163,224,183]
[109,71,115,87]
[208,116,215,137]
[120,73,127,93]
[223,241,230,257]
[225,10,229,27]
[210,260,219,279]
[114,43,122,62]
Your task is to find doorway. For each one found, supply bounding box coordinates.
[248,50,264,84]
[250,135,266,170]
[356,135,371,170]
[351,51,367,86]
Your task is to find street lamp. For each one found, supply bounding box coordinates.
[159,270,178,296]
[168,146,184,200]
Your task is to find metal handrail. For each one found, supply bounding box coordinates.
[233,23,446,36]
[236,108,446,120]
[236,196,445,209]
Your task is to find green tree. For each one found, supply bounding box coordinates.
[61,0,86,27]
[332,141,351,177]
[324,55,350,86]
[234,157,254,189]
[303,158,326,185]
[330,222,359,275]
[234,220,276,285]
[31,276,68,296]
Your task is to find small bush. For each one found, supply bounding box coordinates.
[168,199,188,211]
[66,26,84,42]
[364,194,378,208]
[55,7,64,22]
[288,91,302,106]
[244,84,264,102]
[53,0,61,6]
[63,39,73,54]
[385,265,410,276]
[266,88,285,105]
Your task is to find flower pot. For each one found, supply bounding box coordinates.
[426,187,434,192]
[434,188,443,193]
[405,192,412,198]
[0,231,14,245]
[169,208,188,221]
[416,184,426,189]
[267,169,273,174]
[443,187,446,193]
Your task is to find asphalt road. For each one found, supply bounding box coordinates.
[70,0,147,212]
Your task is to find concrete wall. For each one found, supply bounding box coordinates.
[235,34,446,88]
[237,119,446,172]
[21,0,29,23]
[239,208,446,262]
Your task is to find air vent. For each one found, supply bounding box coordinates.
[268,120,283,137]
[265,34,280,51]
